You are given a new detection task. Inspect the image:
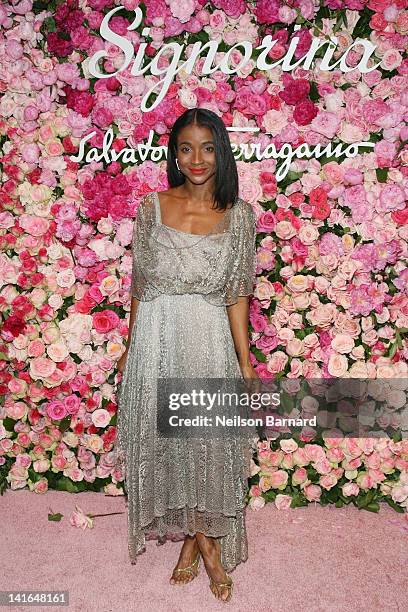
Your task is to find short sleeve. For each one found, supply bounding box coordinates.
[224,199,257,305]
[130,196,148,299]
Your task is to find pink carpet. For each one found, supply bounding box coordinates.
[1,490,407,612]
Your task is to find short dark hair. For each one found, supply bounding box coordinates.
[167,108,239,211]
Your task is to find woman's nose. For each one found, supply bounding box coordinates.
[192,150,203,164]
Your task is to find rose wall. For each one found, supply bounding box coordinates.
[1,0,408,515]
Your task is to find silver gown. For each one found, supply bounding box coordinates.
[116,191,257,572]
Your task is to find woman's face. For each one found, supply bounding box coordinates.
[175,124,216,184]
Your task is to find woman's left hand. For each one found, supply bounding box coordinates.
[239,361,262,394]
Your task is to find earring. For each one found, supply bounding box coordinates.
[175,158,181,172]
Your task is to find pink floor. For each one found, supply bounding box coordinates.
[1,490,407,612]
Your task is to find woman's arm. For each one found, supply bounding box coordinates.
[226,296,251,367]
[125,296,140,349]
[117,296,140,374]
[227,296,260,390]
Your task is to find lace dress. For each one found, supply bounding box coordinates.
[116,191,257,572]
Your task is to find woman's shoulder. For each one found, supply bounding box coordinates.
[139,191,157,206]
[235,197,256,224]
[137,191,158,218]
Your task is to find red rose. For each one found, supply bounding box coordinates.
[46,32,73,58]
[309,186,328,207]
[391,207,408,224]
[260,171,277,198]
[293,100,318,126]
[275,208,296,223]
[312,202,331,220]
[279,75,310,105]
[62,136,77,154]
[370,13,387,31]
[288,192,305,207]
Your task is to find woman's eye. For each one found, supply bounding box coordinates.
[179,146,214,153]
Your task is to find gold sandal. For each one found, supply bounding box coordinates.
[209,575,234,603]
[170,553,200,584]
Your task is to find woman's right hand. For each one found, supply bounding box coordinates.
[117,348,129,374]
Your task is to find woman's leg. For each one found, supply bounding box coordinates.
[169,535,200,584]
[196,532,232,602]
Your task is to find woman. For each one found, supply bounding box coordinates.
[116,107,259,603]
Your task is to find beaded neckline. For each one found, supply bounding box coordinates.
[153,191,233,238]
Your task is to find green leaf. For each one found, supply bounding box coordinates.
[58,415,72,433]
[252,347,267,363]
[309,82,320,102]
[280,392,294,413]
[365,502,380,513]
[290,494,308,508]
[352,9,375,39]
[384,497,405,513]
[43,17,56,32]
[2,417,16,432]
[325,487,340,503]
[48,512,64,522]
[54,477,81,493]
[376,168,389,183]
[388,341,398,359]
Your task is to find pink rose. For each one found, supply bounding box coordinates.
[47,400,67,421]
[275,494,293,510]
[356,472,375,489]
[249,495,266,510]
[93,310,120,333]
[275,220,297,240]
[391,485,408,503]
[319,474,338,490]
[292,447,310,467]
[270,470,289,489]
[381,50,402,71]
[70,505,94,529]
[328,353,348,377]
[310,111,341,138]
[342,482,359,497]
[257,210,276,233]
[304,444,326,462]
[331,334,354,354]
[375,140,397,167]
[343,168,363,185]
[292,467,308,485]
[303,484,321,502]
[323,162,344,185]
[30,357,56,380]
[33,478,48,494]
[254,278,275,302]
[266,351,288,375]
[379,184,406,212]
[280,438,298,453]
[91,408,111,428]
[262,109,288,136]
[314,458,332,475]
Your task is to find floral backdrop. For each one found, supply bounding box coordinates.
[1,0,408,515]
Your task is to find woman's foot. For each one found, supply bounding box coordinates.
[196,534,233,602]
[169,535,200,585]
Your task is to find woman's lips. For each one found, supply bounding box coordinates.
[189,167,207,174]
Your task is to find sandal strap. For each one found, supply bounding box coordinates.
[173,555,200,575]
[210,578,233,588]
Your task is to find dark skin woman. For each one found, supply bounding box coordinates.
[118,118,259,603]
